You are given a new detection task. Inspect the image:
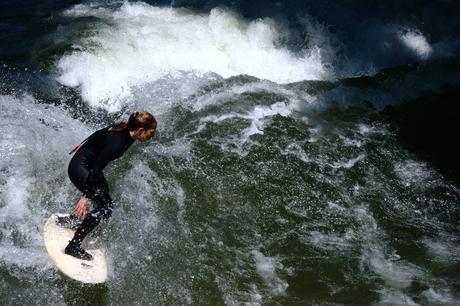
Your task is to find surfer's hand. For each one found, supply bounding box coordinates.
[74,197,89,219]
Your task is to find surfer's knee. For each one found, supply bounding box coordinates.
[87,212,102,226]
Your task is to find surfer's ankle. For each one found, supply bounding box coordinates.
[65,241,93,261]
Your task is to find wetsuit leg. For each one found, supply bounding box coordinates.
[70,175,113,244]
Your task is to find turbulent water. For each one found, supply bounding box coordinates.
[1,1,460,305]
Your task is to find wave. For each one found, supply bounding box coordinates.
[55,2,332,111]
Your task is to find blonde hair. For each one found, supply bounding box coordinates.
[111,111,157,132]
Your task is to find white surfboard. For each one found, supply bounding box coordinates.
[44,214,108,284]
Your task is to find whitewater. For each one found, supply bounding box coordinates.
[1,1,459,305]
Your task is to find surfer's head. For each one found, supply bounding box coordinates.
[113,111,157,142]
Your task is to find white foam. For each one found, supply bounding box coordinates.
[189,79,301,113]
[242,102,292,141]
[367,249,424,290]
[423,238,460,264]
[394,160,436,188]
[175,183,191,236]
[0,94,89,274]
[279,141,312,164]
[118,162,160,219]
[357,123,387,136]
[131,72,221,116]
[191,99,294,157]
[339,135,363,147]
[355,205,425,290]
[304,230,354,252]
[0,94,86,215]
[1,176,34,220]
[399,29,433,60]
[148,138,192,159]
[332,153,366,169]
[248,284,263,305]
[378,288,419,306]
[198,101,293,145]
[251,250,288,296]
[0,246,51,270]
[56,2,332,111]
[421,288,458,305]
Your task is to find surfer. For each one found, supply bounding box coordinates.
[59,111,156,260]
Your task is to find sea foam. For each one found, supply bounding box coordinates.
[56,2,331,111]
[398,29,433,60]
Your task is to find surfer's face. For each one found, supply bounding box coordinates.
[136,127,156,142]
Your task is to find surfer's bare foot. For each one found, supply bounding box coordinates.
[65,241,93,261]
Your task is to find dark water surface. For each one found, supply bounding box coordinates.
[1,1,459,305]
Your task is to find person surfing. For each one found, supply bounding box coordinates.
[58,111,157,260]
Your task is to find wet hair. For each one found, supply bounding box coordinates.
[111,111,157,132]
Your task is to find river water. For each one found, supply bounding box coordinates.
[1,1,459,305]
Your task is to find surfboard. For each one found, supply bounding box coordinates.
[43,213,108,284]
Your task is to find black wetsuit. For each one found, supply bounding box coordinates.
[68,127,134,245]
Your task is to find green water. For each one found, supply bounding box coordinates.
[1,1,459,305]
